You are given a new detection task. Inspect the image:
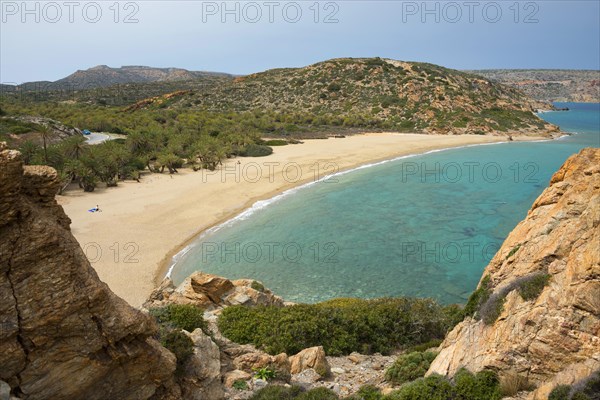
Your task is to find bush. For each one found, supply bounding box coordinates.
[150,304,207,333]
[263,139,288,146]
[385,351,438,385]
[402,339,443,353]
[249,385,303,400]
[388,374,454,400]
[218,297,457,356]
[254,366,276,381]
[353,384,383,400]
[251,280,266,292]
[232,379,249,391]
[479,293,506,325]
[516,273,551,301]
[239,144,273,157]
[161,330,194,375]
[549,370,600,400]
[297,387,338,400]
[549,385,572,400]
[387,370,502,400]
[462,275,492,319]
[453,369,502,400]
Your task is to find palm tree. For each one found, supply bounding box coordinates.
[61,135,88,160]
[38,125,52,164]
[18,141,41,165]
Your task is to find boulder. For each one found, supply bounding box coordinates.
[180,329,224,400]
[223,370,252,388]
[289,346,330,376]
[233,352,273,372]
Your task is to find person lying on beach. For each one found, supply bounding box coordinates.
[88,205,101,213]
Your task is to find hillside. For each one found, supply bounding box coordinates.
[4,65,233,92]
[165,58,556,135]
[428,148,600,399]
[472,69,600,103]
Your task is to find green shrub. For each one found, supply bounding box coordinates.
[263,139,288,146]
[505,244,521,260]
[232,379,249,391]
[161,330,194,375]
[389,374,454,400]
[402,339,443,353]
[251,280,266,292]
[386,370,502,400]
[239,144,273,157]
[218,297,457,356]
[249,385,303,400]
[453,369,502,400]
[385,351,438,385]
[150,304,207,333]
[549,385,571,400]
[353,384,383,400]
[297,387,338,400]
[254,366,276,381]
[517,273,551,301]
[462,275,492,319]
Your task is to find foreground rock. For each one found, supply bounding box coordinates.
[428,148,600,399]
[0,143,175,399]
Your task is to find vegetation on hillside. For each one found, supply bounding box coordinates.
[217,297,463,356]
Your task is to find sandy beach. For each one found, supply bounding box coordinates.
[57,133,544,307]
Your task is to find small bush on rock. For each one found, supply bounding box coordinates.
[150,304,207,333]
[385,351,438,385]
[161,330,194,375]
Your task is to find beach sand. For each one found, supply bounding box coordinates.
[57,133,544,307]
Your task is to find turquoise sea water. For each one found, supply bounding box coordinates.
[171,103,600,304]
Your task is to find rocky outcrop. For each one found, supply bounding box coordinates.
[0,143,176,399]
[289,347,330,376]
[428,148,600,399]
[145,272,285,310]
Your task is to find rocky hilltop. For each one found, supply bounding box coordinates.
[472,69,600,103]
[174,58,555,135]
[3,65,233,92]
[0,143,176,399]
[428,148,600,399]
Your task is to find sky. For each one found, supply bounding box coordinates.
[1,0,599,83]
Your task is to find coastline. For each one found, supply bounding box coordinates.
[57,132,549,307]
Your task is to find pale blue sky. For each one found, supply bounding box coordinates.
[1,1,599,83]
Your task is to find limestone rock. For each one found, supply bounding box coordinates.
[180,329,224,400]
[0,145,175,399]
[291,368,322,385]
[289,346,330,376]
[224,370,252,388]
[233,352,273,372]
[427,148,600,399]
[145,273,284,310]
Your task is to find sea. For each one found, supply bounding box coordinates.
[170,102,600,304]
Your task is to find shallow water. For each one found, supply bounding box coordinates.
[171,103,600,304]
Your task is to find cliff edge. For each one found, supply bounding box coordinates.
[0,143,176,400]
[428,148,600,399]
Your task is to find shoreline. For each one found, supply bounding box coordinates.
[57,132,550,307]
[162,137,545,282]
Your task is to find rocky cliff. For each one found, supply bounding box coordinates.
[0,143,176,399]
[428,148,600,398]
